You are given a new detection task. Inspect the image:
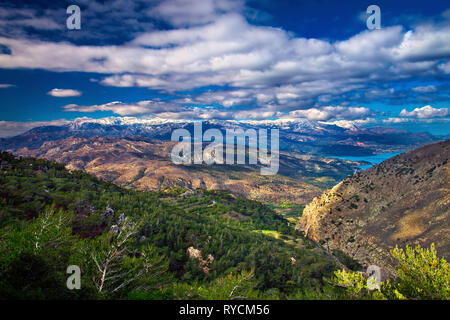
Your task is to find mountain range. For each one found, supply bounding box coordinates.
[0,117,437,156]
[5,135,359,208]
[0,117,441,212]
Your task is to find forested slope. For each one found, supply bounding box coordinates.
[0,151,340,299]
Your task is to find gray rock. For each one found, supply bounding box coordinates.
[181,190,195,198]
[117,213,126,225]
[101,205,115,218]
[110,225,119,234]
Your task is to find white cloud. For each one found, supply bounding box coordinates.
[0,13,448,97]
[62,97,373,123]
[438,62,450,74]
[393,24,450,61]
[0,4,448,116]
[0,119,70,137]
[382,117,413,124]
[149,0,243,27]
[0,83,15,88]
[0,7,62,31]
[63,100,182,116]
[399,105,449,119]
[412,85,437,93]
[100,74,169,89]
[321,118,378,129]
[47,88,82,97]
[336,26,404,61]
[63,99,260,119]
[285,106,373,121]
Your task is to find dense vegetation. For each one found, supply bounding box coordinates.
[330,243,449,300]
[0,152,337,299]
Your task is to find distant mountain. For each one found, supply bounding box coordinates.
[297,140,450,274]
[11,135,363,206]
[0,117,439,208]
[0,117,438,157]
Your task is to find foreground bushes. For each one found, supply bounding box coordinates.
[330,243,449,300]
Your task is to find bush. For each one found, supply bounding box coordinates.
[329,243,449,300]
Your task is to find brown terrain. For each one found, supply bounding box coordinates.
[297,140,450,274]
[12,136,361,206]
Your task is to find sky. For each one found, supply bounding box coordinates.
[0,0,449,137]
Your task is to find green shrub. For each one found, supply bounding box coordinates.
[329,243,449,300]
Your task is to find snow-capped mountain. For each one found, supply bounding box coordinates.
[0,116,438,156]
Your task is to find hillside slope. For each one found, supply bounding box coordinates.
[0,151,339,299]
[9,136,362,206]
[297,140,450,274]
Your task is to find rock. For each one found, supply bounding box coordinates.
[101,205,114,218]
[110,225,119,234]
[117,213,126,225]
[187,247,214,275]
[181,190,195,198]
[187,246,202,259]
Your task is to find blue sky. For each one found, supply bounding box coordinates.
[0,0,449,137]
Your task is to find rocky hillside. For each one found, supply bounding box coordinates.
[297,140,450,274]
[10,136,361,206]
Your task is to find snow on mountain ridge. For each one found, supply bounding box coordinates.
[70,116,328,130]
[71,116,191,127]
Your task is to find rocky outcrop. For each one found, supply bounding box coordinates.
[187,247,214,274]
[297,140,450,274]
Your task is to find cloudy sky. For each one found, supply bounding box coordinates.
[0,0,449,137]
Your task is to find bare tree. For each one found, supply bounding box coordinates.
[32,209,72,254]
[91,216,143,293]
